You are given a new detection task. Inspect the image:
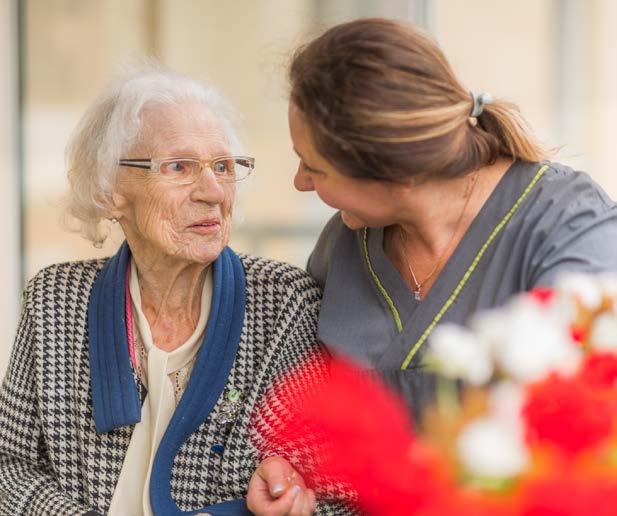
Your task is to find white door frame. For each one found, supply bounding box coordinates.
[0,0,22,375]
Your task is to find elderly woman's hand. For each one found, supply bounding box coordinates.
[247,456,316,516]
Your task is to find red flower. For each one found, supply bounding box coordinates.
[252,353,453,514]
[528,288,556,306]
[569,324,586,345]
[415,489,519,516]
[579,352,617,389]
[522,373,615,456]
[520,471,617,516]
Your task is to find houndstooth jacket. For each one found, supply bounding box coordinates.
[0,252,355,515]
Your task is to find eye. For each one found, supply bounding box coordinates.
[212,159,237,178]
[212,160,230,174]
[161,159,191,176]
[301,160,321,175]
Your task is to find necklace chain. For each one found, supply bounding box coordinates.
[398,172,479,301]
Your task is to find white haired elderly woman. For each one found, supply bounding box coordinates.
[0,67,339,516]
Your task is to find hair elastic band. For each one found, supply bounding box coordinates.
[469,91,493,118]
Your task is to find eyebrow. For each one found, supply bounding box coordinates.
[292,147,323,172]
[163,146,231,158]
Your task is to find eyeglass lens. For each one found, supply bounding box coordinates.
[159,158,252,183]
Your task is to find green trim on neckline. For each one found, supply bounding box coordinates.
[361,164,549,370]
[363,227,403,332]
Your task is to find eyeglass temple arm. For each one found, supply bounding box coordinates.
[118,159,152,170]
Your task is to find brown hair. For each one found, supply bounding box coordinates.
[289,18,546,181]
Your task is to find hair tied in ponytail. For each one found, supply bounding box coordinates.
[468,91,493,126]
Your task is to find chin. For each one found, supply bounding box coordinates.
[340,211,367,230]
[173,240,226,266]
[194,245,227,265]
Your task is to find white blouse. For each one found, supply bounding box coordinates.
[108,260,213,516]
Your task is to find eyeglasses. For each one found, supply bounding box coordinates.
[117,156,255,184]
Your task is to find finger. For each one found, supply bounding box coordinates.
[298,488,317,516]
[258,456,296,497]
[285,469,307,490]
[305,489,317,514]
[273,484,302,515]
[246,471,271,512]
[288,488,316,516]
[288,487,305,516]
[247,480,300,516]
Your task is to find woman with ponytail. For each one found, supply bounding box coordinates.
[247,18,617,515]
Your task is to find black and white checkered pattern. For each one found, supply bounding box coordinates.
[0,254,356,515]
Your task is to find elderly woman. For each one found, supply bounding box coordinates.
[0,67,329,515]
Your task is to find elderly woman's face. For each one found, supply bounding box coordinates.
[112,101,235,266]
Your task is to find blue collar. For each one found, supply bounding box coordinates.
[88,242,246,437]
[88,241,140,433]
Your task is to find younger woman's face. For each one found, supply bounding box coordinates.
[288,102,411,230]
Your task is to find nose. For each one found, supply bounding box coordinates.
[190,166,226,204]
[294,166,314,192]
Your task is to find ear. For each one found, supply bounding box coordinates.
[100,190,129,221]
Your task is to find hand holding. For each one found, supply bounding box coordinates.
[246,456,316,516]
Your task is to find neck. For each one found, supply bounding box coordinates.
[395,157,512,256]
[130,249,210,351]
[385,157,513,298]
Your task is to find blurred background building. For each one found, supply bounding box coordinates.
[1,0,616,374]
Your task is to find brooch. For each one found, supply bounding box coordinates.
[217,388,242,425]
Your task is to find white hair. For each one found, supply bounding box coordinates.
[65,62,243,246]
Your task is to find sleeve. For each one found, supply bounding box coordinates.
[0,285,92,515]
[252,274,358,515]
[526,172,617,287]
[307,212,345,289]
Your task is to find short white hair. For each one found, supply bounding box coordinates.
[65,62,242,246]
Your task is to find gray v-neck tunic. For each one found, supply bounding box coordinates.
[307,161,617,420]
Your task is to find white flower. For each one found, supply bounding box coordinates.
[469,309,508,354]
[429,323,493,385]
[457,416,529,478]
[589,312,617,350]
[548,291,579,327]
[597,274,617,300]
[556,273,603,310]
[473,297,581,382]
[488,381,525,429]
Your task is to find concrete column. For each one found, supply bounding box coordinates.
[0,0,21,374]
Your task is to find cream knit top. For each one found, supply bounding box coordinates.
[108,260,213,516]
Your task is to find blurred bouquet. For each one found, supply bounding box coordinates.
[253,273,617,515]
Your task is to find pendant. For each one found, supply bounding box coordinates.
[414,288,422,301]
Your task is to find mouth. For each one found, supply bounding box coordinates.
[188,218,221,234]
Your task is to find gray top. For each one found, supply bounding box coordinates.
[307,161,617,419]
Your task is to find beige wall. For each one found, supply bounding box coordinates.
[26,0,149,104]
[5,1,617,375]
[588,0,617,195]
[0,0,20,374]
[435,0,617,197]
[22,1,617,279]
[434,0,555,140]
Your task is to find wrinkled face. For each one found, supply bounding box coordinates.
[111,101,235,266]
[288,102,410,230]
